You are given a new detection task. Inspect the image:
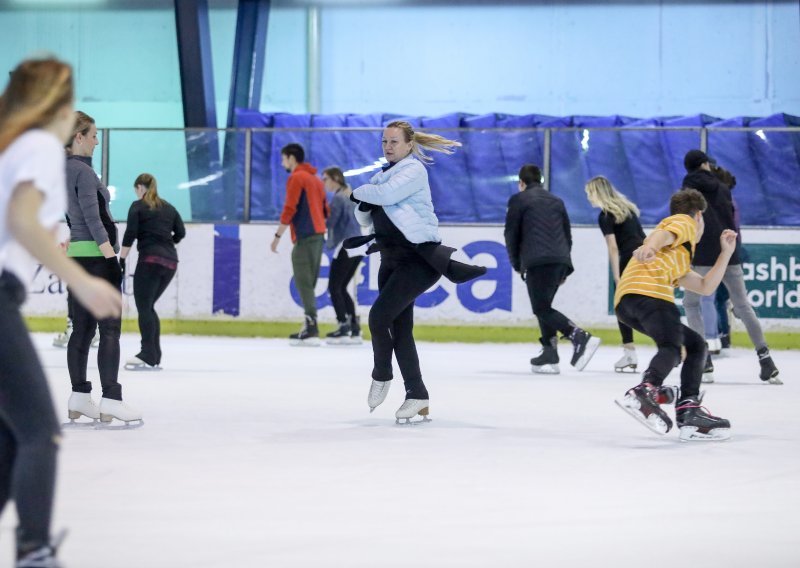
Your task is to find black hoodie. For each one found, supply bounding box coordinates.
[681,169,741,266]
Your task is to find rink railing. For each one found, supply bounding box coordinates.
[96,126,800,226]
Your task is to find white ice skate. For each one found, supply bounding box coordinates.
[52,320,72,348]
[614,349,638,373]
[395,399,431,425]
[124,356,161,371]
[98,398,143,429]
[65,392,100,427]
[367,379,391,412]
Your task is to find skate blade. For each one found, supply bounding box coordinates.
[62,419,99,429]
[767,376,784,385]
[395,416,432,426]
[574,337,601,371]
[124,364,161,371]
[95,418,144,430]
[289,338,321,347]
[679,426,731,442]
[614,398,669,435]
[614,365,638,373]
[531,364,560,375]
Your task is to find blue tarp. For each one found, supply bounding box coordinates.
[234,110,800,226]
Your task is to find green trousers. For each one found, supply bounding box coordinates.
[291,233,324,318]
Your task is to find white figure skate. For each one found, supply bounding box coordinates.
[367,379,391,413]
[614,348,638,373]
[395,399,431,425]
[98,398,143,429]
[64,392,100,427]
[52,319,72,348]
[124,356,161,371]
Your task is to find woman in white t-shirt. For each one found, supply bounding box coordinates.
[0,57,121,567]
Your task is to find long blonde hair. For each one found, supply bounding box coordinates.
[0,57,73,153]
[584,176,640,224]
[385,120,461,164]
[135,173,164,209]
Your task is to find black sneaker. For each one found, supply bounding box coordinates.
[720,333,731,349]
[568,328,601,371]
[702,353,714,384]
[676,396,731,441]
[757,347,782,384]
[349,315,363,344]
[289,315,320,346]
[16,530,66,568]
[615,382,673,435]
[530,337,559,374]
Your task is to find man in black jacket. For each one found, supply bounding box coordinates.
[504,164,600,374]
[681,150,780,384]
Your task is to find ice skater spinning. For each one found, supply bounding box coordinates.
[614,189,735,442]
[347,121,485,424]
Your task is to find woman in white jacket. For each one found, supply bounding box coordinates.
[350,120,464,424]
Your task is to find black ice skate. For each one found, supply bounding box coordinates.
[289,315,320,346]
[531,337,559,374]
[615,382,673,435]
[325,314,362,345]
[16,529,66,568]
[701,353,714,384]
[569,328,601,371]
[757,347,782,384]
[676,396,731,441]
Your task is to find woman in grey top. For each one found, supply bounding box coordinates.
[65,111,141,426]
[323,167,363,344]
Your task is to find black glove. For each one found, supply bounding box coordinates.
[519,270,527,282]
[119,257,126,277]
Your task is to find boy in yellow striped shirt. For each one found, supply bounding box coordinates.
[614,189,737,441]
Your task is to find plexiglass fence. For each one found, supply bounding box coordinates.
[100,127,800,226]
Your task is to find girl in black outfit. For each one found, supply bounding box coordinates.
[585,176,646,373]
[322,167,364,344]
[120,173,185,370]
[0,57,121,568]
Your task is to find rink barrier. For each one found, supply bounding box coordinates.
[20,224,800,329]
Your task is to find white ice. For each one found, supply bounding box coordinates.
[2,334,799,567]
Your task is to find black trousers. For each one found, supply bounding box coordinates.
[616,254,634,344]
[328,248,363,322]
[525,263,575,341]
[0,272,60,555]
[133,261,176,366]
[615,294,705,399]
[68,257,123,400]
[369,251,440,400]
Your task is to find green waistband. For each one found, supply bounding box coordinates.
[67,241,103,257]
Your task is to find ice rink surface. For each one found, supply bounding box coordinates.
[2,333,799,567]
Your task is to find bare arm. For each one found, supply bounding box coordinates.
[604,234,621,284]
[8,182,121,318]
[678,229,737,295]
[120,245,131,260]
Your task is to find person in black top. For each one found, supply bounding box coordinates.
[505,164,600,374]
[120,173,185,370]
[680,150,780,385]
[585,176,646,373]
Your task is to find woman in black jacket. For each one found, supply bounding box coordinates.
[120,173,185,370]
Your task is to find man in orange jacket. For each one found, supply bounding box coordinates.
[271,143,329,345]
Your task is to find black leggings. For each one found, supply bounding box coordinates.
[616,254,634,344]
[616,294,705,399]
[328,248,362,322]
[524,263,575,341]
[134,261,176,366]
[0,272,60,556]
[369,251,440,400]
[68,257,123,400]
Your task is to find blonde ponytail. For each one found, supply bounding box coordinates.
[386,120,461,165]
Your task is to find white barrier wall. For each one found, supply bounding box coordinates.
[19,223,800,330]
